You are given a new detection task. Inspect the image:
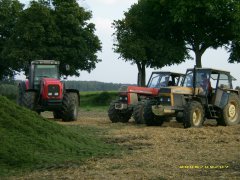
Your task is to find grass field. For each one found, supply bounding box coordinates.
[12,108,240,179]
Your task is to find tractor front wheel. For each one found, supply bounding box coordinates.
[62,92,79,122]
[144,100,164,126]
[108,100,132,123]
[217,94,240,126]
[133,101,146,124]
[17,82,26,106]
[183,101,204,128]
[22,91,37,111]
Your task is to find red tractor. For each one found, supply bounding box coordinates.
[17,60,80,121]
[108,71,184,124]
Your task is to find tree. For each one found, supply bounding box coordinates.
[113,0,187,86]
[1,0,101,77]
[0,0,23,80]
[2,1,57,74]
[169,0,240,67]
[52,0,102,76]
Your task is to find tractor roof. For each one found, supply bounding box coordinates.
[186,67,230,74]
[186,67,236,80]
[31,60,60,65]
[151,71,184,76]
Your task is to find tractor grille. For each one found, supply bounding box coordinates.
[48,85,60,97]
[158,96,171,106]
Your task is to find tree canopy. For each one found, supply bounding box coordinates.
[113,0,240,86]
[169,0,240,67]
[0,0,23,79]
[0,0,101,79]
[113,0,188,86]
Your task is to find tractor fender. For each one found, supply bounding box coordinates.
[18,81,29,91]
[65,89,80,105]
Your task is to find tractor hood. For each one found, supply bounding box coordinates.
[159,86,194,95]
[159,86,204,95]
[119,85,159,96]
[41,78,61,83]
[41,78,63,100]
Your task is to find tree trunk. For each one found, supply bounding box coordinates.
[195,50,202,68]
[136,62,146,86]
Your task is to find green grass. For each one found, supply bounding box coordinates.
[80,91,118,107]
[0,95,122,177]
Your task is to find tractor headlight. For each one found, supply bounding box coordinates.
[48,92,53,96]
[54,92,59,96]
[167,97,171,102]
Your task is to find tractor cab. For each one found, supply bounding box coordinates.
[148,72,183,88]
[29,60,60,90]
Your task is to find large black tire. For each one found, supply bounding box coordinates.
[17,82,26,106]
[183,101,204,128]
[144,100,164,126]
[108,100,132,123]
[133,101,146,124]
[62,92,79,122]
[176,112,184,123]
[217,93,240,126]
[22,91,37,111]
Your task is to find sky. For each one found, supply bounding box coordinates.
[17,0,240,87]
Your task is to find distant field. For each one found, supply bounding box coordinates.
[80,91,118,108]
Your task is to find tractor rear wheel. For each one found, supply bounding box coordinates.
[176,112,184,123]
[22,91,37,111]
[144,100,164,126]
[62,92,79,122]
[108,100,132,123]
[133,101,146,124]
[217,94,240,126]
[183,101,204,128]
[17,82,26,106]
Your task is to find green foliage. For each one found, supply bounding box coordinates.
[64,80,130,91]
[169,0,240,67]
[0,0,23,79]
[0,95,121,176]
[0,0,101,79]
[0,83,17,100]
[80,91,118,107]
[113,0,188,86]
[113,0,240,73]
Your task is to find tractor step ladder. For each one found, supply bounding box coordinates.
[208,104,218,118]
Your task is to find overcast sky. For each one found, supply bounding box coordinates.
[18,0,240,87]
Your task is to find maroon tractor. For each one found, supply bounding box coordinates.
[17,60,80,121]
[108,72,184,124]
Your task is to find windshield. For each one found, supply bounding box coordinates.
[147,73,170,88]
[182,69,211,88]
[34,65,59,82]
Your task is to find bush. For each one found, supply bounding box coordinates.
[0,84,18,100]
[80,91,118,107]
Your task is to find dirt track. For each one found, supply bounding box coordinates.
[17,109,240,179]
